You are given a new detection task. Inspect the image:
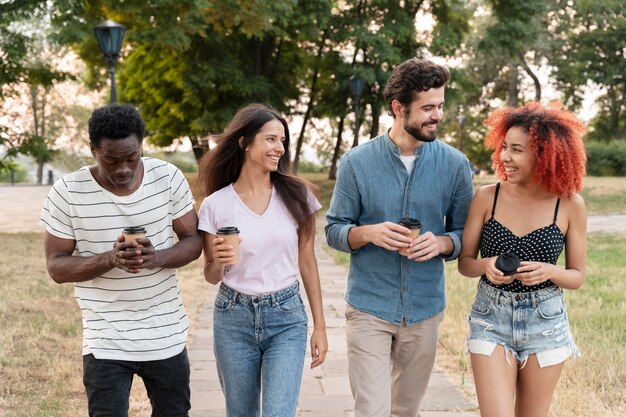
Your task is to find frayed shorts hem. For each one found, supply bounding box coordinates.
[467,338,581,368]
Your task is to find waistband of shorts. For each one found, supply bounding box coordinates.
[478,279,562,305]
[218,280,300,305]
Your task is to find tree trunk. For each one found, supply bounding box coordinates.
[190,136,208,163]
[520,54,541,101]
[370,103,380,139]
[293,41,324,174]
[616,83,626,140]
[329,116,345,180]
[37,160,44,185]
[31,85,40,135]
[507,65,519,107]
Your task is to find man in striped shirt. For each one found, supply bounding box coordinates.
[40,104,202,416]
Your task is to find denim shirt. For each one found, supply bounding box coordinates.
[325,132,474,325]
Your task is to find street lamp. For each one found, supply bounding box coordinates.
[94,19,126,104]
[456,105,466,152]
[349,74,365,148]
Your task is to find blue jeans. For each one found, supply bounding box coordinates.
[213,281,308,417]
[83,348,190,417]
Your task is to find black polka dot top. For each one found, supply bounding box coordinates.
[479,183,564,292]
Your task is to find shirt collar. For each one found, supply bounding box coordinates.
[383,128,427,157]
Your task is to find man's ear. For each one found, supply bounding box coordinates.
[391,100,404,119]
[89,143,96,157]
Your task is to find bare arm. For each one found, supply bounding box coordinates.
[458,185,511,284]
[299,215,328,368]
[44,232,116,284]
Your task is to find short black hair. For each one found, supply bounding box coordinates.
[384,58,450,118]
[88,103,146,147]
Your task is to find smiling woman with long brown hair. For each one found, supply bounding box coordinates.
[197,103,327,417]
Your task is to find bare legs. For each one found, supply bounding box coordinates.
[471,346,565,417]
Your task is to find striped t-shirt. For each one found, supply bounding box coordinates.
[40,157,195,361]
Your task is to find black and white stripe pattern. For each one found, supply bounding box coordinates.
[40,157,194,361]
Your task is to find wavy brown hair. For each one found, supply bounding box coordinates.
[198,103,316,243]
[383,58,450,118]
[484,102,587,197]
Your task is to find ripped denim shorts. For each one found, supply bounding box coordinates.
[467,279,580,368]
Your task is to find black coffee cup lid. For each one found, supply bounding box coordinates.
[124,226,146,234]
[217,226,240,234]
[400,217,421,228]
[495,252,520,275]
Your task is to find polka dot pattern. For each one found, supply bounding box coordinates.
[479,183,565,293]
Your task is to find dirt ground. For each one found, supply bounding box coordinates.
[1,185,625,234]
[0,185,52,233]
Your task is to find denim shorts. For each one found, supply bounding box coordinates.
[467,279,580,368]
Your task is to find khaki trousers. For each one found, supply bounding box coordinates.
[345,305,443,417]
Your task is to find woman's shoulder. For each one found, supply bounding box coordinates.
[474,182,498,202]
[560,192,587,217]
[201,184,234,206]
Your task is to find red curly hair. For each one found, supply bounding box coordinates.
[484,102,587,197]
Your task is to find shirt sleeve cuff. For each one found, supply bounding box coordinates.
[441,232,461,261]
[336,224,357,253]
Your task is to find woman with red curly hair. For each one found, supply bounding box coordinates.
[458,102,587,417]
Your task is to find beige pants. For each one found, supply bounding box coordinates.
[345,305,443,417]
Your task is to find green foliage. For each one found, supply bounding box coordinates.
[585,141,626,176]
[17,135,56,163]
[430,0,473,57]
[550,0,625,140]
[0,162,28,183]
[296,160,327,174]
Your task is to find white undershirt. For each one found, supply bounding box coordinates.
[399,154,416,173]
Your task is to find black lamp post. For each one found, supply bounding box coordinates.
[349,74,365,148]
[94,20,126,104]
[456,105,466,152]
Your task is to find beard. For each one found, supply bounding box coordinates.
[403,119,438,143]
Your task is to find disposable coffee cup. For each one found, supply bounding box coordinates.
[123,226,147,246]
[495,252,520,275]
[217,226,240,265]
[399,217,421,256]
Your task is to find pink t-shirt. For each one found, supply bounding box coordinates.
[198,184,321,295]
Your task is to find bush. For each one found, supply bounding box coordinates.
[0,163,28,183]
[585,141,626,176]
[297,160,328,174]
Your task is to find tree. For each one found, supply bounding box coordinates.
[1,1,73,180]
[52,0,322,162]
[0,0,44,172]
[473,0,549,107]
[550,0,625,140]
[310,0,470,178]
